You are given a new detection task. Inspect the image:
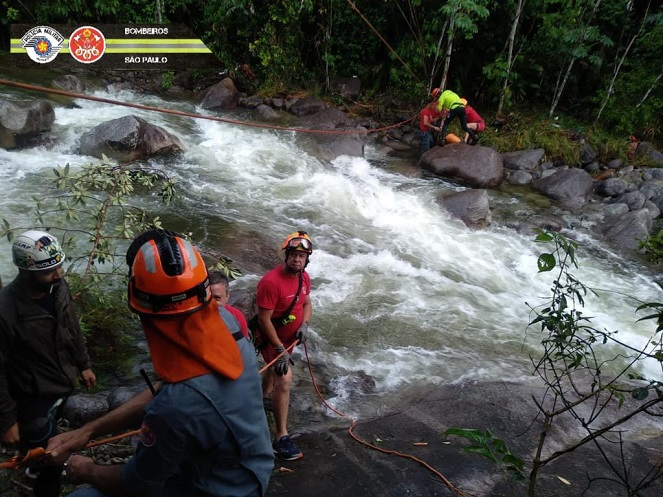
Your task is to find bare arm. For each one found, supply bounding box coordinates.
[47,386,157,462]
[66,455,126,496]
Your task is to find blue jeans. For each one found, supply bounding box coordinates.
[419,130,434,156]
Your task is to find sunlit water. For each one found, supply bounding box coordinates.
[0,81,660,421]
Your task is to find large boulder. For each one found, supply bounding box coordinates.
[0,100,55,149]
[79,115,185,161]
[532,168,594,210]
[419,144,504,188]
[297,107,366,161]
[437,189,492,228]
[601,209,652,252]
[200,78,240,110]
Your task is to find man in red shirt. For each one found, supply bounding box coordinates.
[256,231,313,461]
[419,101,442,156]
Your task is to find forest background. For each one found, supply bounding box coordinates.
[0,0,662,148]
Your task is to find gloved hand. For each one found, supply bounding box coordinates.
[295,322,309,344]
[274,345,294,376]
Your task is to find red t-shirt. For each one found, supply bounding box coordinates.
[465,104,483,124]
[225,305,249,339]
[256,265,311,347]
[419,106,441,132]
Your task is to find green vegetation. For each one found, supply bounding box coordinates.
[1,1,661,144]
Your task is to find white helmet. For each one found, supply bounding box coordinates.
[12,230,66,271]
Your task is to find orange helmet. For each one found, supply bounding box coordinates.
[282,230,313,254]
[431,87,440,99]
[127,230,211,316]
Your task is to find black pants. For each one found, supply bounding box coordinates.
[16,395,67,497]
[442,106,477,142]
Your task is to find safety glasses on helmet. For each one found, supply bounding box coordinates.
[285,237,312,252]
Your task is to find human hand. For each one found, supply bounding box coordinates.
[80,369,96,389]
[63,454,93,483]
[295,323,309,344]
[274,345,294,376]
[46,428,91,463]
[1,422,20,445]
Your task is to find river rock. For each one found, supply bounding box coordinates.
[62,394,109,428]
[635,142,663,165]
[296,107,366,161]
[594,177,627,197]
[601,209,652,252]
[289,96,327,117]
[0,100,55,149]
[420,144,504,188]
[502,148,545,173]
[53,74,86,93]
[78,115,185,161]
[437,189,492,228]
[532,168,594,210]
[200,77,240,110]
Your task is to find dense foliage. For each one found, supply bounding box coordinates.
[1,0,661,143]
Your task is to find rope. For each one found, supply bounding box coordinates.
[0,430,141,470]
[0,78,416,135]
[301,342,469,497]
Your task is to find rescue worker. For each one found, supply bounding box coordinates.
[255,231,313,461]
[432,88,478,145]
[0,230,96,497]
[45,229,273,497]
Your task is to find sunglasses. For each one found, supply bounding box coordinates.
[286,237,312,251]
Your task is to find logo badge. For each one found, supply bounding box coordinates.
[69,26,106,64]
[21,26,64,64]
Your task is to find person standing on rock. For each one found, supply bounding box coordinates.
[419,101,443,156]
[432,88,478,145]
[255,230,313,461]
[0,230,96,497]
[45,229,273,497]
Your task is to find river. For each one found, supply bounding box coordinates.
[0,71,661,422]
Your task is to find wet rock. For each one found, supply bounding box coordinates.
[79,115,185,161]
[200,77,240,110]
[52,75,86,93]
[502,148,545,172]
[0,100,55,149]
[420,144,504,188]
[602,209,652,252]
[532,168,594,210]
[437,189,492,228]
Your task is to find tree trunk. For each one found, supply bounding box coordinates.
[595,1,650,123]
[498,0,527,115]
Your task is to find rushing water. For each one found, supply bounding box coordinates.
[1,76,661,421]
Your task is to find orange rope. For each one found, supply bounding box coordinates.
[0,79,416,135]
[259,341,298,375]
[302,343,469,497]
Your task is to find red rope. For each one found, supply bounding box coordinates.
[0,78,416,135]
[301,343,469,497]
